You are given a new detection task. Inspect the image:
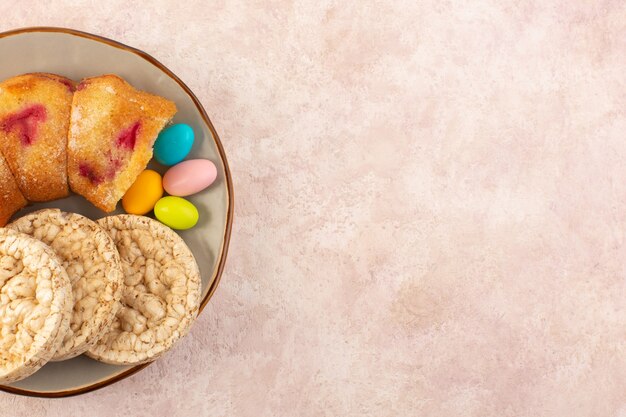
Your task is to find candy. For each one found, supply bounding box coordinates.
[163,159,217,197]
[153,123,194,166]
[122,170,164,215]
[154,196,199,230]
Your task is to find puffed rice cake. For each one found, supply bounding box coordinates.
[88,215,201,365]
[8,209,123,361]
[0,228,72,383]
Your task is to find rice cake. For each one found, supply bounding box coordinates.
[0,228,72,383]
[88,215,201,365]
[8,209,123,361]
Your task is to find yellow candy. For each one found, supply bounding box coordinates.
[154,196,199,230]
[122,170,164,215]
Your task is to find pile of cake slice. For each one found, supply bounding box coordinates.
[0,72,177,225]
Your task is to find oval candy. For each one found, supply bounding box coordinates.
[163,159,217,197]
[122,170,164,215]
[153,123,195,166]
[154,196,199,230]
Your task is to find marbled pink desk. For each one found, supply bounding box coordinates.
[2,1,625,415]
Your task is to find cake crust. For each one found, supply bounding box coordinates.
[0,153,26,226]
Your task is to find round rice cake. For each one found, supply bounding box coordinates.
[0,228,72,383]
[88,215,201,365]
[8,209,123,361]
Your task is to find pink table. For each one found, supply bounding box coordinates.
[2,1,625,416]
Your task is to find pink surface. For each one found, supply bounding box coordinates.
[1,1,626,416]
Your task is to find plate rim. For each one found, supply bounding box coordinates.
[0,26,234,398]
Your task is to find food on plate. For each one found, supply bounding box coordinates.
[88,215,201,365]
[67,74,176,212]
[154,196,199,230]
[0,73,74,201]
[153,123,194,166]
[8,209,123,361]
[122,170,164,215]
[0,228,72,383]
[0,153,27,227]
[163,159,217,197]
[0,64,220,387]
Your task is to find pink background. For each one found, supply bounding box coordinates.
[1,1,626,415]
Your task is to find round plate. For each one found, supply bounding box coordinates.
[0,27,234,397]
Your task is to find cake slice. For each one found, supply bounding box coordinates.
[0,73,74,201]
[68,75,177,212]
[0,153,26,226]
[31,72,76,92]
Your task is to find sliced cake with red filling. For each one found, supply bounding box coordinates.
[0,73,74,201]
[0,153,26,226]
[68,75,177,212]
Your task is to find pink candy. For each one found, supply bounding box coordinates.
[163,159,217,197]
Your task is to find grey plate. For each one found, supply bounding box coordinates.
[0,27,234,397]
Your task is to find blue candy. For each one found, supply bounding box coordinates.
[153,123,195,166]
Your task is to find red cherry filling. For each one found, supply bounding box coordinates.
[78,163,103,185]
[78,122,141,185]
[116,122,141,150]
[78,152,126,185]
[0,104,47,146]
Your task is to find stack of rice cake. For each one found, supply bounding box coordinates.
[0,211,201,383]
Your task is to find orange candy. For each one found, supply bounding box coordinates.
[122,170,164,215]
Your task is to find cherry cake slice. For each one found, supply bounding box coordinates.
[0,153,26,226]
[68,75,176,212]
[0,73,74,201]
